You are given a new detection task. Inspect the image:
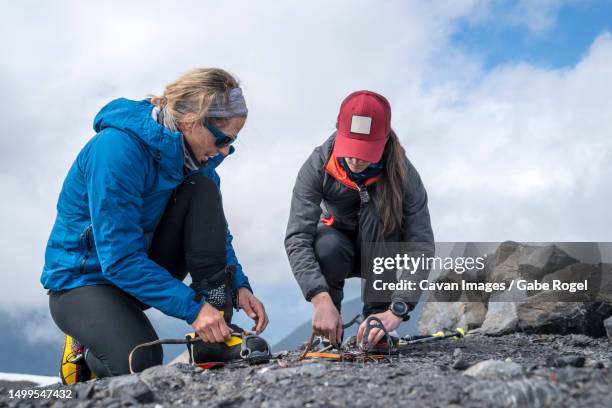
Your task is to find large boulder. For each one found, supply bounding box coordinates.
[418,242,612,336]
[489,242,579,285]
[514,262,611,336]
[518,244,580,281]
[418,302,486,334]
[516,296,594,335]
[479,298,518,336]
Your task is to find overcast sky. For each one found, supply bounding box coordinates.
[1,0,611,309]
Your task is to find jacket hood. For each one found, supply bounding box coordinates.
[93,98,231,177]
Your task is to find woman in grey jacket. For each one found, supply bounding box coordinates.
[285,90,434,347]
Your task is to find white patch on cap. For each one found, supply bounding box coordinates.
[350,115,372,135]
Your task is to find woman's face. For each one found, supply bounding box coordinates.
[181,117,246,163]
[345,157,371,173]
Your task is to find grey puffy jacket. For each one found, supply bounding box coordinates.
[285,134,434,302]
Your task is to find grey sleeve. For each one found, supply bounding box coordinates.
[284,151,329,301]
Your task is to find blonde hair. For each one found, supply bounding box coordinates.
[150,68,242,131]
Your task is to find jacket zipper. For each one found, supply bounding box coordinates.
[79,224,92,274]
[356,183,371,205]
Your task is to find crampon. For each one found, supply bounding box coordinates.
[299,315,466,363]
[128,328,272,373]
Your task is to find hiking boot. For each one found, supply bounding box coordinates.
[190,266,236,323]
[60,335,96,385]
[187,324,271,366]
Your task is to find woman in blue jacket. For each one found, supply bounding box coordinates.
[41,68,268,383]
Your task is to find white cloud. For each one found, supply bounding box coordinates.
[400,32,612,242]
[0,1,610,307]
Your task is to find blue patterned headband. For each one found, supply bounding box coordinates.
[207,87,248,118]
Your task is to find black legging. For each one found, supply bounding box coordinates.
[49,173,229,377]
[314,223,389,317]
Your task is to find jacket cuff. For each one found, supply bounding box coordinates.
[305,285,329,302]
[231,266,252,292]
[185,298,206,325]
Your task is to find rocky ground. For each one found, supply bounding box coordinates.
[1,333,611,408]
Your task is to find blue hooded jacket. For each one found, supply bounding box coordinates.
[40,98,251,324]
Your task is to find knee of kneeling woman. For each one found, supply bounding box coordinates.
[314,231,354,271]
[117,343,164,375]
[184,173,219,193]
[181,173,222,206]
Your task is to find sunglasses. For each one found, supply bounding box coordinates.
[203,119,237,148]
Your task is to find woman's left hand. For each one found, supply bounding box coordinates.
[237,288,269,335]
[357,310,403,346]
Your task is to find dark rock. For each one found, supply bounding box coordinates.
[73,381,95,400]
[108,375,154,403]
[517,295,605,336]
[140,364,186,391]
[468,378,560,407]
[566,334,594,347]
[546,354,586,368]
[519,244,579,281]
[493,241,520,265]
[101,399,121,408]
[489,242,530,284]
[452,358,472,370]
[216,396,244,407]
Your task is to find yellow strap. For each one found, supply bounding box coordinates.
[187,331,242,347]
[225,335,242,347]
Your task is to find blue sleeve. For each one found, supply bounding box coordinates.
[85,130,205,324]
[200,167,253,294]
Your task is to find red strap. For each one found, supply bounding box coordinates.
[321,216,335,226]
[196,362,225,369]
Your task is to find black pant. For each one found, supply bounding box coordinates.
[313,224,388,317]
[49,174,229,377]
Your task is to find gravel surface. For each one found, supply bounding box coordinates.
[1,333,611,407]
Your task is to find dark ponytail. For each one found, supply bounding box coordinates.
[376,130,407,236]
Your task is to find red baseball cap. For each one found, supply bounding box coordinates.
[333,90,391,163]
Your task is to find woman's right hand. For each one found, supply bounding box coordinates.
[311,292,343,345]
[191,302,232,343]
